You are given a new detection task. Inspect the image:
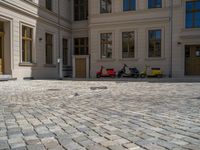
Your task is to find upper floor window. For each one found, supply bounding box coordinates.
[0,22,3,32]
[100,0,112,14]
[74,38,88,55]
[101,33,112,58]
[74,0,88,21]
[148,29,161,58]
[46,0,52,11]
[148,0,162,9]
[22,26,33,63]
[45,33,53,64]
[123,0,136,11]
[186,0,200,28]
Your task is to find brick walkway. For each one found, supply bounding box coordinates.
[0,80,200,150]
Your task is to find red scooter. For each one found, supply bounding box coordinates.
[96,66,116,78]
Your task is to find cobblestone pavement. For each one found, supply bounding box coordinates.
[0,80,200,150]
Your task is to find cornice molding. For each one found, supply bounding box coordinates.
[89,17,170,28]
[0,0,72,31]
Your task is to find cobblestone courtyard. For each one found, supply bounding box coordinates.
[0,80,200,150]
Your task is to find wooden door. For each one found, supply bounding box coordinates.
[185,45,200,75]
[75,58,86,78]
[0,34,3,75]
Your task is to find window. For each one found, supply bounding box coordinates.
[186,0,200,28]
[100,0,112,13]
[74,38,88,55]
[45,33,53,64]
[74,0,88,21]
[0,22,3,32]
[22,26,33,63]
[123,0,136,11]
[122,32,135,58]
[101,33,112,59]
[148,30,161,57]
[148,0,162,9]
[63,39,68,66]
[46,0,52,11]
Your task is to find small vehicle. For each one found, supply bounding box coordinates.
[118,64,140,78]
[140,65,163,78]
[96,66,116,78]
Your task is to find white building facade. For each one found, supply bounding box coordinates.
[0,0,200,79]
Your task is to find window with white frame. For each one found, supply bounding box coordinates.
[45,33,53,64]
[123,0,136,11]
[22,25,33,63]
[100,33,112,59]
[148,29,162,57]
[122,31,135,58]
[100,0,112,13]
[148,0,162,9]
[46,0,52,11]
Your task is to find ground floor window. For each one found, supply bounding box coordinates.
[148,29,161,58]
[122,31,135,58]
[74,38,88,55]
[45,33,53,64]
[22,26,33,63]
[63,38,68,66]
[100,33,112,59]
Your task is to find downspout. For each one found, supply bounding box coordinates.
[169,0,173,78]
[57,0,62,79]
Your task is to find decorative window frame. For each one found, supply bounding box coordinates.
[119,28,138,61]
[44,31,56,66]
[98,30,115,61]
[121,0,137,12]
[19,22,36,66]
[145,27,165,60]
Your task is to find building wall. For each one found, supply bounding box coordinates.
[172,0,200,77]
[0,0,72,79]
[89,0,200,78]
[89,0,171,77]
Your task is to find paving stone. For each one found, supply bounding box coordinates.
[0,140,10,149]
[108,144,127,150]
[171,139,189,146]
[123,143,141,149]
[41,137,59,149]
[78,139,96,147]
[27,144,46,150]
[87,144,108,150]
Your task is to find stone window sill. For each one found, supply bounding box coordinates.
[119,58,138,61]
[97,59,115,62]
[44,64,56,68]
[19,62,36,67]
[145,57,165,61]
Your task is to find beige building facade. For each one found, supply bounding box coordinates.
[0,0,72,79]
[0,0,199,79]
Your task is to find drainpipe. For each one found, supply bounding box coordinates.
[57,0,63,80]
[169,0,173,78]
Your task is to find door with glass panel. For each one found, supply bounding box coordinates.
[0,33,3,75]
[185,45,200,75]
